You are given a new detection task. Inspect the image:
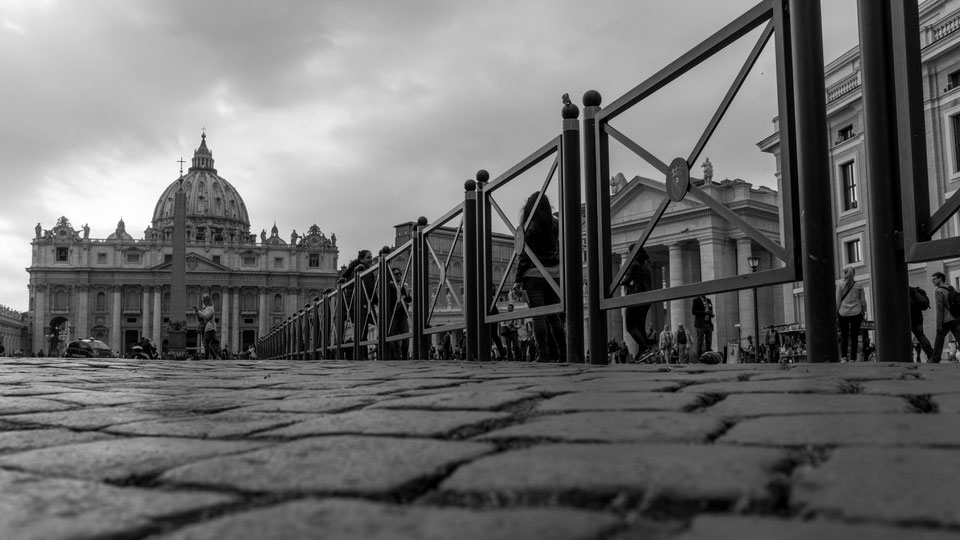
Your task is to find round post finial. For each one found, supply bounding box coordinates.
[417,216,428,227]
[583,90,602,107]
[464,179,477,191]
[476,170,489,183]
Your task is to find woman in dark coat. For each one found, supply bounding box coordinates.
[511,192,565,362]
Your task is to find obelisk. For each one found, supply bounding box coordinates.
[167,167,188,358]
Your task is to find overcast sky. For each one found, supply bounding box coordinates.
[0,0,859,312]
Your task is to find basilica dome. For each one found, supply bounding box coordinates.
[151,133,250,238]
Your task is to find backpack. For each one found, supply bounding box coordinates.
[941,286,960,317]
[910,286,930,311]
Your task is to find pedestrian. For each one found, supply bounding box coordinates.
[675,323,691,364]
[607,338,620,363]
[692,294,715,357]
[836,266,866,362]
[617,340,629,364]
[442,331,453,360]
[658,324,674,363]
[623,245,653,361]
[340,249,375,360]
[248,345,258,360]
[512,191,565,362]
[386,267,412,360]
[194,294,220,360]
[498,304,522,361]
[517,319,532,361]
[909,284,934,362]
[931,272,960,363]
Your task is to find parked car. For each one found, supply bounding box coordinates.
[64,338,116,358]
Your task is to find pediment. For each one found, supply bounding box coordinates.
[611,175,702,221]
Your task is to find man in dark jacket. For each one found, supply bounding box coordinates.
[931,272,960,363]
[910,285,934,362]
[692,294,714,357]
[624,246,653,360]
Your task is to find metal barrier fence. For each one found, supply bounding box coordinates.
[259,0,939,363]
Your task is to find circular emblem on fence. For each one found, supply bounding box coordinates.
[666,157,690,202]
[514,228,526,256]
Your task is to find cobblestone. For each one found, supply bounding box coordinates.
[0,358,956,539]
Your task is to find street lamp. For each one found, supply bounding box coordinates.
[747,255,761,361]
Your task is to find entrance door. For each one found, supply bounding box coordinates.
[124,330,139,355]
[241,330,255,352]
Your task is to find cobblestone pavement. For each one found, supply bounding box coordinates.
[1,357,959,539]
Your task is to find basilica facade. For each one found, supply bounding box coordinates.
[27,134,340,356]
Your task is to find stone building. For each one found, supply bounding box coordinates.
[0,305,27,355]
[602,172,784,357]
[757,0,960,359]
[27,134,340,356]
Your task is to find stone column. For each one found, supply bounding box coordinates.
[152,287,162,342]
[76,285,89,338]
[141,287,151,340]
[736,237,756,343]
[259,288,269,338]
[667,243,685,331]
[232,288,241,354]
[111,286,122,352]
[220,288,230,352]
[698,236,725,351]
[33,284,46,354]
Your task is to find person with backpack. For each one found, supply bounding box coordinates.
[837,266,867,362]
[909,284,934,362]
[931,272,960,363]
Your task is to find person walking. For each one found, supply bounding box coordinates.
[692,294,715,357]
[512,192,565,362]
[931,272,960,363]
[340,249,375,360]
[623,246,653,361]
[516,319,532,361]
[675,323,692,364]
[909,284,934,362]
[386,267,412,360]
[499,304,521,361]
[658,324,674,364]
[837,266,867,362]
[194,294,220,360]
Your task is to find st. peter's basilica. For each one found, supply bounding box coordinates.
[27,133,340,356]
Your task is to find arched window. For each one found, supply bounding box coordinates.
[96,291,107,311]
[162,292,170,312]
[452,262,462,277]
[212,293,221,311]
[187,291,198,308]
[273,293,283,312]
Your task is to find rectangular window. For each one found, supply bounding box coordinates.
[840,161,857,211]
[309,253,320,268]
[845,239,862,264]
[243,256,257,267]
[837,124,853,142]
[56,247,68,262]
[274,257,284,269]
[949,70,960,90]
[244,317,254,324]
[126,317,138,324]
[213,255,221,264]
[953,114,960,173]
[97,253,107,264]
[164,254,172,264]
[125,252,141,264]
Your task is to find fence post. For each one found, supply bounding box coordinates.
[353,274,364,360]
[463,179,480,361]
[335,283,345,360]
[378,247,390,359]
[476,170,492,362]
[788,0,839,362]
[857,0,911,362]
[413,216,428,359]
[582,90,607,364]
[561,97,585,363]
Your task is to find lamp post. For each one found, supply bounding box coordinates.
[747,255,761,361]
